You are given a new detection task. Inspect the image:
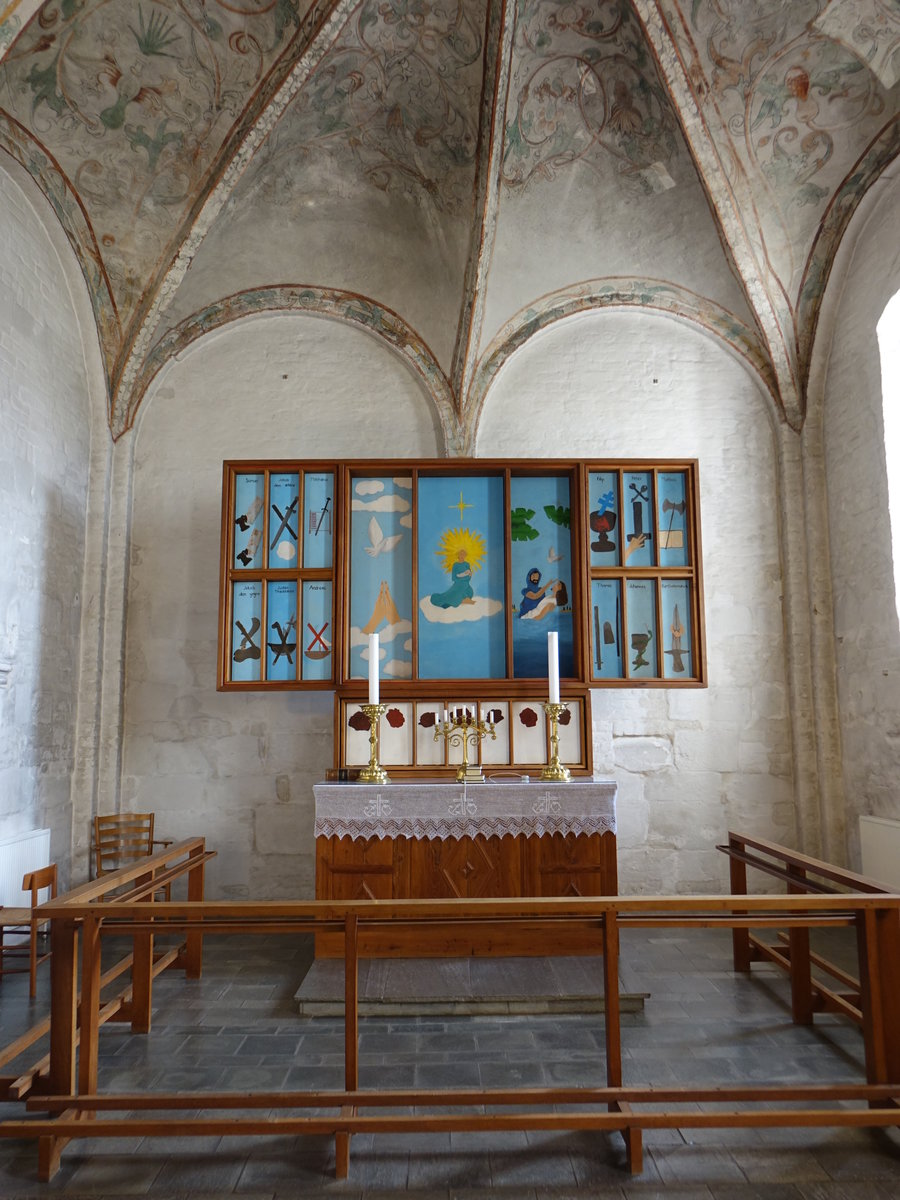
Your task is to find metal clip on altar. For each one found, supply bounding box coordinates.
[435,708,498,783]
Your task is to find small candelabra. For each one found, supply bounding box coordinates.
[541,702,571,782]
[435,709,498,783]
[357,703,389,783]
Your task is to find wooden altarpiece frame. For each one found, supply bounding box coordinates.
[218,459,706,777]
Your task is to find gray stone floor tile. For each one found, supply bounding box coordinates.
[729,1149,832,1183]
[356,1150,410,1189]
[796,1183,900,1199]
[623,1189,715,1200]
[63,1153,164,1194]
[490,1145,578,1188]
[479,1058,548,1086]
[407,1146,492,1189]
[651,1144,748,1185]
[534,1188,624,1199]
[153,1147,248,1190]
[236,1149,332,1191]
[811,1142,900,1181]
[1,926,896,1196]
[707,1186,806,1199]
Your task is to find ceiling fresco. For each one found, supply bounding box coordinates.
[0,0,320,387]
[501,0,682,195]
[0,0,898,440]
[245,0,487,215]
[682,0,894,294]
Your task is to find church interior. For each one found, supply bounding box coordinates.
[1,0,900,1192]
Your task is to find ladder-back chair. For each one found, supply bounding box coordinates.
[0,863,57,998]
[93,813,172,895]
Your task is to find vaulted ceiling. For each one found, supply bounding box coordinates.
[1,0,898,445]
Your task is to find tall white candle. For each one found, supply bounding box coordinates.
[547,631,560,704]
[368,633,379,704]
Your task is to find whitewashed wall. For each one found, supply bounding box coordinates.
[123,314,442,898]
[0,159,93,877]
[477,310,793,894]
[820,170,900,869]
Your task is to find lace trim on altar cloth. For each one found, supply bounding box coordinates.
[315,814,617,842]
[313,779,617,842]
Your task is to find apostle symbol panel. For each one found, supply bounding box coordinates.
[417,475,506,679]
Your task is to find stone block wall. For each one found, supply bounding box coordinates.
[0,164,92,877]
[124,306,794,898]
[123,314,442,898]
[821,171,900,869]
[478,309,793,894]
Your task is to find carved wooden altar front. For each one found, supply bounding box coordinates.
[314,779,617,957]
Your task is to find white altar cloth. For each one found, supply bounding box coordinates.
[313,779,617,842]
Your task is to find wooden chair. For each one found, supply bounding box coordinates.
[0,863,57,998]
[93,812,172,879]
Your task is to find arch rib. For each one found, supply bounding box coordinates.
[124,285,462,455]
[465,277,780,451]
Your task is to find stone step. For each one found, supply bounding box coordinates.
[295,956,648,1017]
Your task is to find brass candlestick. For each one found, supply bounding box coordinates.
[357,703,389,783]
[541,702,571,782]
[435,710,497,783]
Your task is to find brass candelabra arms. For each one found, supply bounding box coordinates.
[435,710,497,783]
[357,703,389,783]
[541,702,571,782]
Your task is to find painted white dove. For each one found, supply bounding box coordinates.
[364,516,402,557]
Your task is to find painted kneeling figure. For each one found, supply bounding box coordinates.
[519,567,560,620]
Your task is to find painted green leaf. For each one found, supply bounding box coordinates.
[510,507,539,541]
[27,55,67,118]
[130,6,181,57]
[544,505,571,529]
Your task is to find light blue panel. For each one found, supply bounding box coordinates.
[267,473,300,568]
[588,471,620,567]
[349,475,413,681]
[303,472,334,569]
[231,581,262,681]
[417,474,506,679]
[233,473,265,569]
[623,471,655,567]
[510,475,574,679]
[626,578,658,679]
[661,579,692,679]
[302,581,333,681]
[658,471,689,567]
[266,581,297,681]
[590,579,623,679]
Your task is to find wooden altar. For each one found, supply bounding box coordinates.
[314,779,617,957]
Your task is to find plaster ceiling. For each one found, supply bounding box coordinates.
[1,0,898,445]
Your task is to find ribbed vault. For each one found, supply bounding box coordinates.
[1,0,897,440]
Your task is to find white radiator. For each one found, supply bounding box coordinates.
[0,827,51,907]
[859,815,900,890]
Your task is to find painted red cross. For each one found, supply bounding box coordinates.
[306,621,329,652]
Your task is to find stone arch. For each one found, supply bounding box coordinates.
[123,285,462,454]
[465,278,781,450]
[0,119,119,401]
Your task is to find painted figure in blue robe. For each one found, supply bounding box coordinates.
[430,549,475,608]
[519,567,560,620]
